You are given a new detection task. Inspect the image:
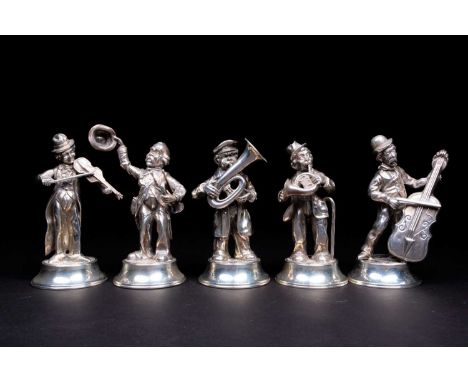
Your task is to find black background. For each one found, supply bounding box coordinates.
[0,37,466,346]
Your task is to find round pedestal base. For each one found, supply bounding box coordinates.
[31,257,107,290]
[348,255,421,289]
[113,258,185,289]
[276,259,348,289]
[199,258,270,289]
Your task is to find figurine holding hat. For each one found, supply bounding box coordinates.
[88,124,187,289]
[32,133,122,290]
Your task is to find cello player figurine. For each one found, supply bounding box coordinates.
[88,124,187,289]
[32,133,123,290]
[275,142,347,288]
[349,135,448,288]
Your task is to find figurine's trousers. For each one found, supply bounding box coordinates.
[138,205,171,256]
[361,206,401,254]
[214,205,253,256]
[53,199,81,255]
[292,209,329,254]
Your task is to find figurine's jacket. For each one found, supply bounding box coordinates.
[282,169,333,222]
[40,164,81,256]
[194,168,255,237]
[369,164,425,204]
[118,147,186,225]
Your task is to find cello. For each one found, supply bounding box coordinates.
[388,150,449,262]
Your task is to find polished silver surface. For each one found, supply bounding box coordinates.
[276,259,347,289]
[89,125,187,288]
[193,139,269,288]
[113,257,185,289]
[31,257,107,290]
[351,135,448,288]
[348,255,420,289]
[34,133,122,290]
[206,139,266,209]
[276,142,346,288]
[199,259,270,289]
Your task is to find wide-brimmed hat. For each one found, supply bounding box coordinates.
[287,141,307,158]
[52,133,75,153]
[371,135,393,153]
[213,140,238,156]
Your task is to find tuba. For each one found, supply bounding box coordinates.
[88,124,121,152]
[208,139,267,209]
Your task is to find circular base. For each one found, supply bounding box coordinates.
[348,255,421,289]
[276,259,348,289]
[113,258,186,289]
[199,258,270,289]
[31,257,107,290]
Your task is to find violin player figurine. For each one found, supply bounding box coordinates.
[348,135,448,288]
[32,133,123,289]
[192,139,270,288]
[88,125,187,289]
[275,142,347,288]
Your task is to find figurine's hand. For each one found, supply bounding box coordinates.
[278,190,285,202]
[388,198,402,210]
[161,194,177,204]
[247,189,257,203]
[204,184,220,199]
[42,177,54,186]
[115,192,124,200]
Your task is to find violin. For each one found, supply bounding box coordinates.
[388,150,448,262]
[73,157,123,200]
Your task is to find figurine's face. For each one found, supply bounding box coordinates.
[146,149,168,168]
[382,145,398,167]
[218,153,238,170]
[60,147,75,164]
[292,148,312,170]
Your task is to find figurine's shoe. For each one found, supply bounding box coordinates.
[310,251,333,263]
[289,252,308,263]
[67,254,93,263]
[46,253,66,264]
[236,251,258,261]
[155,254,172,262]
[358,250,371,260]
[212,251,230,262]
[127,251,149,261]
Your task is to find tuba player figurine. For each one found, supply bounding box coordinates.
[32,133,123,290]
[348,135,448,288]
[275,142,347,288]
[88,125,187,289]
[192,139,270,288]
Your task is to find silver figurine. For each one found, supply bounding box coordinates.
[349,135,449,288]
[193,139,270,288]
[275,142,347,288]
[32,133,123,289]
[89,125,186,289]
